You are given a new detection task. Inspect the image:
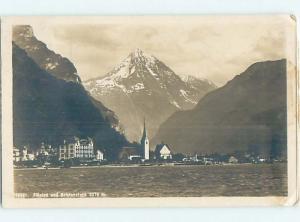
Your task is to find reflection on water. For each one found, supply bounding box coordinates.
[14,163,287,197]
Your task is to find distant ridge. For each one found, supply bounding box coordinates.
[152,59,287,158]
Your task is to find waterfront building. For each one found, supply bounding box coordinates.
[190,154,200,162]
[155,143,172,160]
[76,138,95,159]
[14,146,36,161]
[118,119,150,161]
[59,137,95,160]
[13,147,20,162]
[40,142,52,154]
[96,150,104,161]
[59,137,77,160]
[258,157,267,163]
[228,156,238,164]
[118,146,141,161]
[40,142,46,153]
[21,146,29,161]
[203,157,213,165]
[27,153,35,160]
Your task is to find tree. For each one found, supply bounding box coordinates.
[173,153,185,162]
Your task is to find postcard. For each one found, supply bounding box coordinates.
[1,15,298,207]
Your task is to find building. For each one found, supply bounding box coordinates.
[118,147,141,161]
[59,137,95,160]
[155,143,172,160]
[96,150,104,161]
[59,137,77,160]
[190,154,200,162]
[13,147,20,162]
[40,142,46,153]
[39,142,56,155]
[27,153,35,161]
[76,138,95,159]
[228,156,238,164]
[15,146,36,161]
[140,119,150,160]
[118,119,150,161]
[21,146,29,161]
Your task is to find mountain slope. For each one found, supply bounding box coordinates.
[13,43,129,160]
[84,49,216,141]
[152,59,287,158]
[13,25,81,83]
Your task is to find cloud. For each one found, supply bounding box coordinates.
[31,16,289,85]
[52,25,122,50]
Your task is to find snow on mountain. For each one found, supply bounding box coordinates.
[92,49,175,94]
[179,74,217,89]
[13,25,81,83]
[84,48,216,142]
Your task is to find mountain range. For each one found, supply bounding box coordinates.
[152,59,287,158]
[13,27,129,160]
[13,25,81,83]
[84,48,216,142]
[12,25,287,159]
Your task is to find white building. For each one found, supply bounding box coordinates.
[21,147,28,161]
[27,153,35,160]
[75,138,94,159]
[140,119,149,160]
[96,150,104,161]
[59,137,95,160]
[15,146,36,161]
[40,142,46,153]
[228,156,238,164]
[13,147,20,162]
[155,143,172,160]
[59,138,76,160]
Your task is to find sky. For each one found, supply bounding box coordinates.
[29,16,291,86]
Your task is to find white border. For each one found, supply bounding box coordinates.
[1,15,298,208]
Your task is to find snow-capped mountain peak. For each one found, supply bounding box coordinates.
[131,48,145,58]
[105,49,154,78]
[85,50,216,98]
[90,49,163,92]
[179,74,198,82]
[84,50,216,142]
[179,74,217,88]
[129,48,157,64]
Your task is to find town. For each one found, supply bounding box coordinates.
[13,121,282,169]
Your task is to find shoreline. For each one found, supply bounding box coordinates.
[13,162,284,171]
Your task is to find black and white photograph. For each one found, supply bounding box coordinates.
[1,15,297,207]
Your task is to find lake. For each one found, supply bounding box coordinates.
[14,163,287,197]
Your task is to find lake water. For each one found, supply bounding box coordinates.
[14,163,287,197]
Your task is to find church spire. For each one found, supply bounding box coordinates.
[142,118,147,138]
[141,117,149,160]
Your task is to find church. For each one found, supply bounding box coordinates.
[118,119,150,161]
[140,119,150,160]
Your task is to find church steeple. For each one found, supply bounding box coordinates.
[141,118,147,140]
[141,118,149,160]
